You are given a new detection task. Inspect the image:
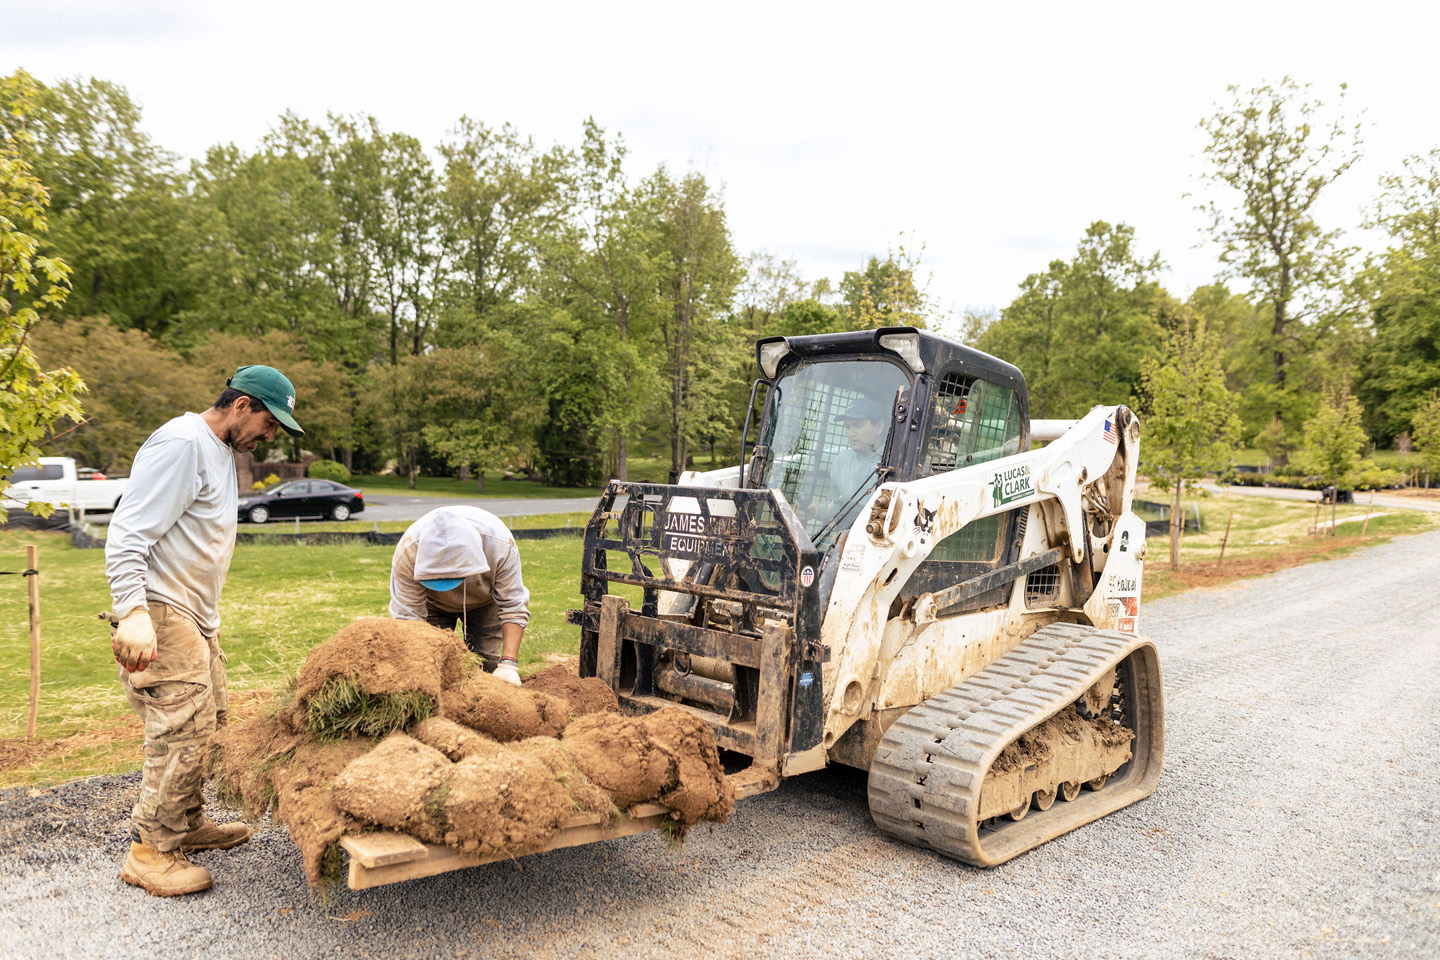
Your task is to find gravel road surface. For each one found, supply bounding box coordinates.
[4,531,1438,960]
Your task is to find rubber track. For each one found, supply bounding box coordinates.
[866,621,1164,867]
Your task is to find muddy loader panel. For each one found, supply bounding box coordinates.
[866,622,1164,867]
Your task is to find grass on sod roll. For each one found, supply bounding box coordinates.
[302,677,436,741]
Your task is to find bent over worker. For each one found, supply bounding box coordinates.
[390,505,530,686]
[106,365,303,897]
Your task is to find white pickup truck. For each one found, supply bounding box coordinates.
[3,457,128,514]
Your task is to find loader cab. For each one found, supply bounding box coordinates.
[748,327,1030,606]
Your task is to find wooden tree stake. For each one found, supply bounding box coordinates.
[26,544,40,740]
[1218,511,1235,563]
[1361,490,1375,535]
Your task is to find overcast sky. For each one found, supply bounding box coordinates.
[6,0,1440,336]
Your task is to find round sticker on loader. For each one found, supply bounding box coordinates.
[800,565,815,587]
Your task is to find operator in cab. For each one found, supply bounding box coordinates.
[830,399,887,499]
[389,505,529,686]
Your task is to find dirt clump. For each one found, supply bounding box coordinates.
[989,705,1135,776]
[440,750,575,854]
[562,710,735,829]
[644,709,734,826]
[521,665,620,716]
[330,733,451,843]
[440,671,568,741]
[410,716,503,761]
[270,739,374,886]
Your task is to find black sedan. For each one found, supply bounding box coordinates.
[238,479,365,523]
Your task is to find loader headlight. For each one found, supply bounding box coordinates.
[878,332,925,373]
[757,339,791,379]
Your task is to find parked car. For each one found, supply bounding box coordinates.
[2,457,128,514]
[238,479,365,523]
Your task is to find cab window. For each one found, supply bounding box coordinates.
[918,374,1024,565]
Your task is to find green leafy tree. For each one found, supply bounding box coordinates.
[1296,383,1369,535]
[977,222,1167,418]
[419,341,542,490]
[1411,390,1440,487]
[645,168,743,477]
[28,317,208,472]
[837,237,932,330]
[1197,77,1362,458]
[1356,149,1440,443]
[0,73,192,336]
[532,120,663,480]
[1138,314,1242,569]
[0,70,85,511]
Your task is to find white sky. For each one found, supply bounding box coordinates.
[7,0,1440,335]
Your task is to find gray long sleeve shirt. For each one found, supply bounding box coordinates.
[105,413,238,635]
[389,506,530,626]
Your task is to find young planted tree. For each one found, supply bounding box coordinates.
[0,70,85,506]
[1138,315,1241,569]
[1197,77,1362,460]
[1296,383,1369,536]
[1411,390,1440,488]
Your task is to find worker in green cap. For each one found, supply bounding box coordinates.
[105,364,303,897]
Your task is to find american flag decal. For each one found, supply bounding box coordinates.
[1103,419,1118,444]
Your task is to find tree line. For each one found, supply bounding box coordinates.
[0,69,930,487]
[967,78,1440,481]
[3,70,1439,493]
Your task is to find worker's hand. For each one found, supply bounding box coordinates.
[112,608,157,673]
[493,658,521,686]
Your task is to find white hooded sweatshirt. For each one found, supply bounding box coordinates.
[388,506,530,625]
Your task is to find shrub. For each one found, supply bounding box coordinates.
[307,459,351,484]
[253,472,281,491]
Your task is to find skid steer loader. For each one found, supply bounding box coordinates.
[568,326,1163,867]
[340,327,1163,888]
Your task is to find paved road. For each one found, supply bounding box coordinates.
[82,495,601,527]
[356,494,600,523]
[4,531,1439,959]
[1200,480,1440,513]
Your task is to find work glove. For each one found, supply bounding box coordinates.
[493,659,521,686]
[112,608,158,673]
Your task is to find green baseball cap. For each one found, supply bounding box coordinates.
[228,365,304,437]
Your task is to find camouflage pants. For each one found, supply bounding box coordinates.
[118,602,227,852]
[425,600,502,670]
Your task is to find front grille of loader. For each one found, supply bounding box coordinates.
[1025,564,1060,606]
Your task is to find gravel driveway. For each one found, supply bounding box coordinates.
[4,530,1438,960]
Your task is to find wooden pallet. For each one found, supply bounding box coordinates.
[339,766,779,889]
[340,802,671,890]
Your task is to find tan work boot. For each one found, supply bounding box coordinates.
[180,816,254,853]
[120,841,213,896]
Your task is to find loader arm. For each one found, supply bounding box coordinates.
[816,404,1142,750]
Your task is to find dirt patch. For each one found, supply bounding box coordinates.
[3,689,274,787]
[331,733,451,843]
[522,665,620,716]
[1151,534,1387,595]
